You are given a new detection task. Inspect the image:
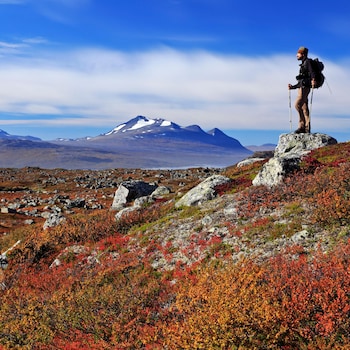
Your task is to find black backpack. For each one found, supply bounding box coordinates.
[309,58,325,88]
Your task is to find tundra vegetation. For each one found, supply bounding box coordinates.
[0,142,349,349]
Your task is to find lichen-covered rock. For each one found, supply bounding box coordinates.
[175,175,231,208]
[150,185,171,199]
[274,133,337,158]
[237,158,265,167]
[111,180,158,210]
[43,212,66,230]
[253,133,337,187]
[252,156,301,187]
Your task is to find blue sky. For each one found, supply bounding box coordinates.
[0,0,349,145]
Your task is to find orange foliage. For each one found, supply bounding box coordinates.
[163,243,350,349]
[0,143,350,349]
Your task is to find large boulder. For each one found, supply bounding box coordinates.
[274,133,337,158]
[252,156,301,187]
[175,175,231,208]
[111,180,158,210]
[253,133,337,187]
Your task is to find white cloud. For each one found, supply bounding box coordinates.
[0,37,49,57]
[0,41,26,48]
[0,47,349,137]
[22,37,48,45]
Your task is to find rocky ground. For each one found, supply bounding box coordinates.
[0,133,349,349]
[0,166,221,236]
[0,133,347,269]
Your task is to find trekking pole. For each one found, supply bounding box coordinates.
[288,89,292,132]
[325,80,333,95]
[309,87,314,119]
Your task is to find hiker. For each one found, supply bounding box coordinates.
[288,46,316,133]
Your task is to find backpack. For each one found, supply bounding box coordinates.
[309,58,325,88]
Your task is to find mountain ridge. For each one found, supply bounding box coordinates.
[0,129,41,142]
[73,116,247,150]
[0,116,253,169]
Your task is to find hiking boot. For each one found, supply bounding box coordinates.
[294,128,305,134]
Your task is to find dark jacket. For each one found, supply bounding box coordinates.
[291,58,315,89]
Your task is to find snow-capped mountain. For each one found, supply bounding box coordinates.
[82,116,248,151]
[104,116,179,135]
[0,116,253,169]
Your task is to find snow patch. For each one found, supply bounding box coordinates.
[160,120,171,127]
[127,118,155,131]
[105,124,126,135]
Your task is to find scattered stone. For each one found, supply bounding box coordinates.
[111,180,158,210]
[1,207,15,214]
[175,175,231,208]
[115,206,138,221]
[237,158,265,167]
[24,219,34,225]
[63,198,86,209]
[0,240,21,270]
[150,186,171,199]
[43,212,66,230]
[50,245,88,268]
[202,215,213,226]
[290,230,314,243]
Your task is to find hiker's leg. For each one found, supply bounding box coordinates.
[304,111,310,133]
[301,87,311,133]
[295,88,306,130]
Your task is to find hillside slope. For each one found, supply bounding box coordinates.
[0,141,349,349]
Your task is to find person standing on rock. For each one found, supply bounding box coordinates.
[288,46,316,133]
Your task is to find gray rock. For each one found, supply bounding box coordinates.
[237,158,265,167]
[64,198,86,209]
[115,195,155,221]
[175,175,231,208]
[0,207,16,214]
[0,254,8,270]
[111,180,158,210]
[252,156,301,187]
[24,219,34,225]
[253,133,337,187]
[150,185,171,199]
[41,211,51,219]
[8,203,23,210]
[43,212,65,230]
[290,230,314,243]
[134,196,151,208]
[202,215,213,226]
[274,133,337,158]
[0,240,21,270]
[115,206,138,221]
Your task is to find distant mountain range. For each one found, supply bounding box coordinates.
[0,129,41,142]
[0,116,261,169]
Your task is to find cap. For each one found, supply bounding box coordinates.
[297,46,308,55]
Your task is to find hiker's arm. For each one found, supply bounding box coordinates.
[288,82,300,90]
